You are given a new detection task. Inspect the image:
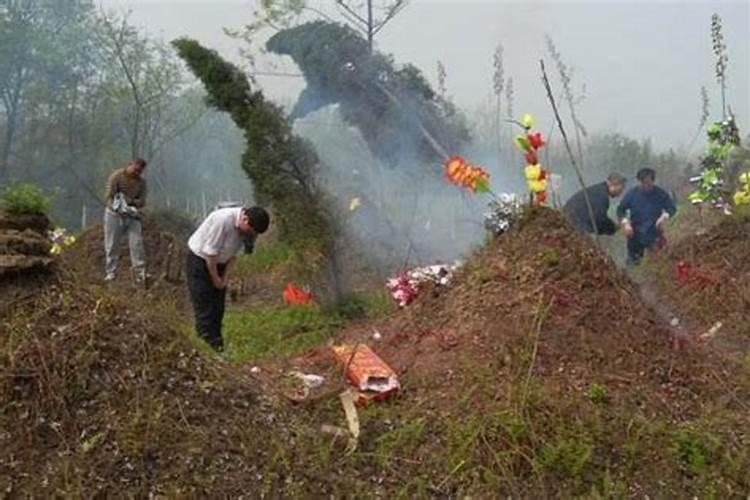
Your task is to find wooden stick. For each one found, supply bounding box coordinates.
[540,60,600,245]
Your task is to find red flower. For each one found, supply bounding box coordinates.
[525,150,538,165]
[535,191,548,204]
[528,132,545,149]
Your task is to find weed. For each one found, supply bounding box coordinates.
[586,383,608,404]
[373,418,426,468]
[672,427,718,476]
[1,182,52,214]
[537,436,594,480]
[223,304,342,362]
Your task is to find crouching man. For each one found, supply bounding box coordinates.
[563,173,626,235]
[186,205,270,351]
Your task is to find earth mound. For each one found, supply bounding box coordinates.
[65,219,187,287]
[646,213,750,352]
[0,273,289,497]
[275,207,750,496]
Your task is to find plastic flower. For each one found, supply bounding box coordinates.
[444,156,490,193]
[521,113,535,129]
[524,150,538,165]
[527,132,545,149]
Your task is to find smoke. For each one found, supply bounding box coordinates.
[293,104,524,274]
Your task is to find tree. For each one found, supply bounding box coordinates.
[492,42,504,163]
[0,0,96,180]
[545,36,588,168]
[236,0,409,55]
[96,12,186,160]
[172,38,340,295]
[266,21,470,167]
[711,13,729,118]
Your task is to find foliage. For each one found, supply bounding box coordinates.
[231,0,408,59]
[172,38,335,254]
[1,182,52,214]
[585,383,608,404]
[266,21,471,168]
[0,2,217,229]
[672,427,719,476]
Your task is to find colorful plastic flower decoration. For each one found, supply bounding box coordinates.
[444,156,491,193]
[513,113,548,204]
[689,116,741,212]
[734,172,750,206]
[47,227,76,255]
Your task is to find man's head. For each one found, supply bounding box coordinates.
[238,206,270,253]
[636,168,656,192]
[605,173,626,197]
[125,158,147,178]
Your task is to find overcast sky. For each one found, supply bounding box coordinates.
[100,0,749,151]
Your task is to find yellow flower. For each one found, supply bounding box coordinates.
[525,164,541,180]
[521,113,535,129]
[528,179,547,193]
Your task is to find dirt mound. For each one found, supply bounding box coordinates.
[0,211,54,313]
[274,207,750,496]
[0,210,53,277]
[0,210,50,233]
[645,213,750,352]
[65,220,187,286]
[2,208,748,497]
[0,273,292,497]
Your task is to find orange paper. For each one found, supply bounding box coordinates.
[283,283,312,305]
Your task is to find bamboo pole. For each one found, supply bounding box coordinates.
[540,60,600,245]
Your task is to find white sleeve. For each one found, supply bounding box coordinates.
[199,218,225,257]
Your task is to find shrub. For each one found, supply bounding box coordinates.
[1,182,52,215]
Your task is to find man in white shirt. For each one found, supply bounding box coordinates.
[186,205,270,351]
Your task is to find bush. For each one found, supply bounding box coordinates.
[1,182,52,215]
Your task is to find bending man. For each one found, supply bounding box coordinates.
[186,205,270,351]
[563,173,626,235]
[617,168,676,266]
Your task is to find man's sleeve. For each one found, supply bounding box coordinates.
[198,218,224,257]
[131,180,147,209]
[662,188,677,216]
[616,191,631,220]
[104,170,119,203]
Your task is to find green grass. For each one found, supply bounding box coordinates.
[223,304,343,362]
[1,182,52,214]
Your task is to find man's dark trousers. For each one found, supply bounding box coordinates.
[186,251,227,350]
[626,238,649,266]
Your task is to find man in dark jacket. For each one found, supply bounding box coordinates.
[563,173,626,235]
[617,168,677,266]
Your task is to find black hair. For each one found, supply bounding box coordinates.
[133,157,147,168]
[636,168,656,182]
[244,206,270,234]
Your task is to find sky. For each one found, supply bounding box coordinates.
[99,0,750,151]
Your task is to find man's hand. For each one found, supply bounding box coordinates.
[212,276,227,290]
[206,255,226,290]
[621,218,634,238]
[655,212,670,229]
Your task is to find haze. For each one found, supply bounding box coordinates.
[101,0,750,150]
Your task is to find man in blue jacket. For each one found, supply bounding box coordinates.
[616,168,677,266]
